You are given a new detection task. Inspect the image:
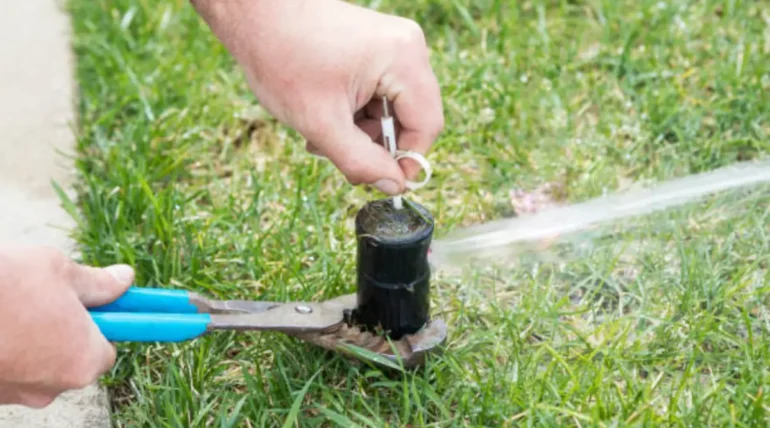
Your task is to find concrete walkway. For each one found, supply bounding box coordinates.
[0,1,112,427]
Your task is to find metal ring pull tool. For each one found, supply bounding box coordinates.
[380,97,432,208]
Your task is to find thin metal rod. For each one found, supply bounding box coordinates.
[381,97,403,209]
[382,96,389,117]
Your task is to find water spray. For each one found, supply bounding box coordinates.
[429,158,770,270]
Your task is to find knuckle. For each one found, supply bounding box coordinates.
[300,117,335,146]
[430,111,445,136]
[400,18,426,43]
[42,246,73,275]
[61,363,98,390]
[59,344,103,390]
[415,111,444,148]
[392,18,428,54]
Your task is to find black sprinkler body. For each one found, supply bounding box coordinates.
[353,198,434,340]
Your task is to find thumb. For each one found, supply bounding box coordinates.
[68,263,135,307]
[315,121,406,195]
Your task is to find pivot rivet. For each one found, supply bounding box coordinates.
[295,305,313,314]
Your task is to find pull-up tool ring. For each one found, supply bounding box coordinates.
[380,97,432,207]
[395,150,432,191]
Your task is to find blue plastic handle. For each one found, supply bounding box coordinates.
[90,312,211,342]
[89,286,199,313]
[88,286,209,342]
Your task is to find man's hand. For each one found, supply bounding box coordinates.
[191,0,445,195]
[0,246,133,408]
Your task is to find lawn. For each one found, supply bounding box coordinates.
[66,0,770,426]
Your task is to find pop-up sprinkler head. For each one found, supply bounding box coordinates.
[352,198,434,339]
[286,197,446,370]
[324,96,445,368]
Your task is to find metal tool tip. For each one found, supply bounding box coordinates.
[382,96,389,117]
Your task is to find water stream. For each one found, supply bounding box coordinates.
[429,158,770,270]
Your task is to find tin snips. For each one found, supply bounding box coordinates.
[88,286,447,369]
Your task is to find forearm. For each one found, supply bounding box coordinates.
[189,0,308,73]
[188,0,442,190]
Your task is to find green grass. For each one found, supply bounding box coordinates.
[65,0,770,426]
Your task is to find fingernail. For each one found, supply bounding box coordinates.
[106,264,134,284]
[374,179,399,195]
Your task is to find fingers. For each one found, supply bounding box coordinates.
[67,263,135,307]
[7,308,118,408]
[88,319,118,377]
[305,141,323,156]
[4,390,55,409]
[57,305,118,390]
[18,392,56,409]
[309,116,406,194]
[364,97,385,120]
[390,71,444,180]
[355,118,384,143]
[308,109,384,158]
[0,246,123,409]
[0,386,26,407]
[47,314,117,403]
[378,36,444,180]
